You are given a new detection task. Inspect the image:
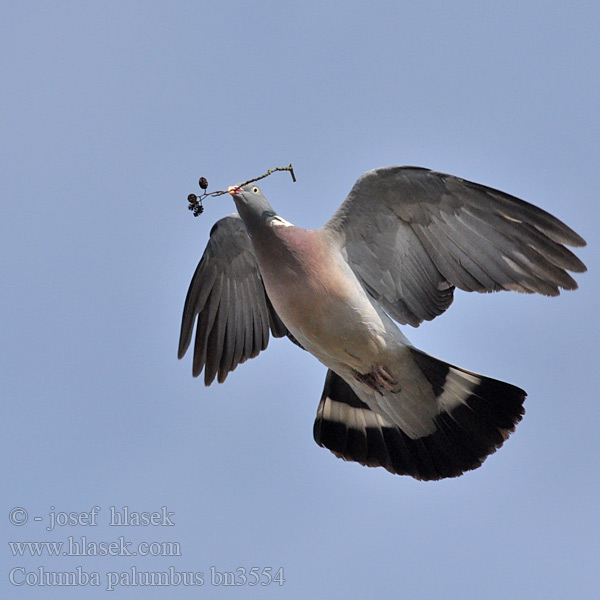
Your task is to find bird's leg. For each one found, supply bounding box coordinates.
[352,365,400,395]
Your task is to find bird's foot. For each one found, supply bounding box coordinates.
[352,365,400,395]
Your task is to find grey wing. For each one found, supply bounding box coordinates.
[178,214,288,385]
[323,166,587,327]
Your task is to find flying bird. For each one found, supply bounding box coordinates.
[178,166,586,480]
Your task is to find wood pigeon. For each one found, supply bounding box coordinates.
[178,166,586,480]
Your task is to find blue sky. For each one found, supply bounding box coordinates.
[2,1,598,598]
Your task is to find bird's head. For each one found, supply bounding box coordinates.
[228,183,278,234]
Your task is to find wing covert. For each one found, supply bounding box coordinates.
[178,214,287,385]
[323,166,586,326]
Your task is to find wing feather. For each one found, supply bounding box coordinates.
[178,214,287,385]
[324,166,586,326]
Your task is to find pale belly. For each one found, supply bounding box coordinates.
[249,223,413,375]
[260,248,403,372]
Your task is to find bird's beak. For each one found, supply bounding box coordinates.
[228,186,242,196]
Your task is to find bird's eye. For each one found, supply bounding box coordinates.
[252,186,259,193]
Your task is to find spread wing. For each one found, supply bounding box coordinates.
[323,166,586,327]
[178,214,288,385]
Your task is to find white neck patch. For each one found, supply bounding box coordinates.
[269,215,294,228]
